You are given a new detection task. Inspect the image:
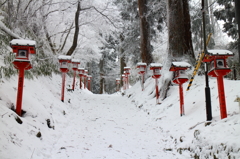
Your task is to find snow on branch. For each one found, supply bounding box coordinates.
[0,21,21,39]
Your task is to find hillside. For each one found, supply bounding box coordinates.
[0,73,240,159]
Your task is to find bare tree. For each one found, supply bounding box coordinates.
[66,0,80,56]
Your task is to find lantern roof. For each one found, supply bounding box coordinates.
[207,50,234,56]
[10,39,36,46]
[124,67,130,69]
[78,67,85,70]
[150,63,163,68]
[137,62,147,66]
[58,55,72,60]
[72,59,80,63]
[87,75,92,78]
[171,62,191,68]
[116,78,120,80]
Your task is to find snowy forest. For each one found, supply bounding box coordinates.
[0,0,239,94]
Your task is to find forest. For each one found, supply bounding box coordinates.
[0,0,239,94]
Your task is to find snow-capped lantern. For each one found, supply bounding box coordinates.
[84,70,88,89]
[150,63,163,79]
[116,78,120,84]
[124,67,131,75]
[202,50,234,119]
[87,75,92,81]
[122,74,126,90]
[10,39,36,116]
[150,63,163,104]
[71,59,80,71]
[10,39,36,70]
[87,75,92,91]
[78,68,85,89]
[58,55,71,102]
[169,62,191,116]
[137,63,147,91]
[78,68,85,75]
[137,63,147,74]
[58,55,71,73]
[116,78,120,92]
[71,59,80,91]
[124,67,130,89]
[203,50,233,77]
[169,62,190,85]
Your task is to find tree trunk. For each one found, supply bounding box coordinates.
[167,0,195,63]
[234,0,240,63]
[119,33,126,87]
[160,0,195,100]
[138,0,153,65]
[66,1,80,56]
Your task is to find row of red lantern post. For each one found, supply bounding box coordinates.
[58,55,92,102]
[116,49,233,119]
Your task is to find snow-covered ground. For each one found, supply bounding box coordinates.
[0,73,240,159]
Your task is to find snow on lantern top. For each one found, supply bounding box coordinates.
[150,63,163,69]
[10,39,36,46]
[137,63,147,67]
[203,50,234,63]
[58,55,72,61]
[207,50,234,56]
[170,62,191,71]
[116,78,120,81]
[72,59,80,63]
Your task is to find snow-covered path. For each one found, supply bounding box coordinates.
[50,94,175,159]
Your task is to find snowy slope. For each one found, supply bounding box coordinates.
[0,73,240,159]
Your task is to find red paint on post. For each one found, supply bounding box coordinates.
[150,63,162,104]
[72,71,76,90]
[202,50,234,119]
[79,75,82,89]
[61,73,66,102]
[15,68,25,116]
[155,78,159,103]
[217,76,227,119]
[10,39,36,116]
[179,83,185,116]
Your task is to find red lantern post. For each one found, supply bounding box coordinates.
[71,59,80,91]
[84,70,88,89]
[122,74,126,90]
[203,50,234,119]
[78,68,85,89]
[116,78,120,92]
[137,63,147,91]
[169,62,191,116]
[87,75,92,91]
[10,39,36,116]
[124,67,131,89]
[150,63,163,104]
[58,55,71,102]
